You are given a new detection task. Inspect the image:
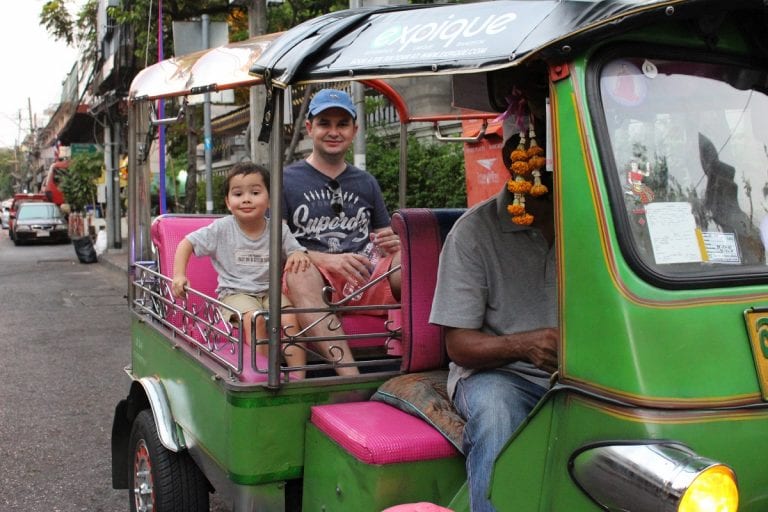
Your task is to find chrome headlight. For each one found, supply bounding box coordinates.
[569,442,738,512]
[15,225,31,232]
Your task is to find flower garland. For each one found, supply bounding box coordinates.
[506,124,548,225]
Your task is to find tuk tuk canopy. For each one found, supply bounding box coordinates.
[129,32,281,101]
[249,0,763,87]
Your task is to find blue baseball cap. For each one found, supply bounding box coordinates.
[308,89,357,119]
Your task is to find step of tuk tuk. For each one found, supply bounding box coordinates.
[303,401,464,510]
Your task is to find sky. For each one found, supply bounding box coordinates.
[0,1,84,149]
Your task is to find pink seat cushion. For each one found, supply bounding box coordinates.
[382,504,454,512]
[311,402,459,465]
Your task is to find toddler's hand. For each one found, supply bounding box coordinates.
[286,251,311,273]
[171,275,188,299]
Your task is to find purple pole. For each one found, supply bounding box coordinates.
[158,0,167,214]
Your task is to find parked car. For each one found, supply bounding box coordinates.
[1,198,11,229]
[11,202,70,245]
[8,193,47,240]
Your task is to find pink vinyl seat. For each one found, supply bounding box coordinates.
[150,215,270,383]
[149,214,402,381]
[310,208,466,464]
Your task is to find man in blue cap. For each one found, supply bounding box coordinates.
[282,88,401,376]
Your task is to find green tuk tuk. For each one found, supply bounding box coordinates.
[113,0,768,510]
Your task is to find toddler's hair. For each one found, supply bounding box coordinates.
[223,162,270,195]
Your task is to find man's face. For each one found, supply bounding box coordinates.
[305,108,357,159]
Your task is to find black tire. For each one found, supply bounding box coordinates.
[128,409,210,512]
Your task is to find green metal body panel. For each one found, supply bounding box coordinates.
[550,27,767,406]
[490,392,768,511]
[130,319,384,485]
[302,424,465,511]
[480,21,768,511]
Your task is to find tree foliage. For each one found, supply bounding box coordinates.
[366,132,467,212]
[0,148,18,198]
[60,152,103,211]
[42,0,349,74]
[194,132,467,215]
[41,0,98,65]
[41,0,75,45]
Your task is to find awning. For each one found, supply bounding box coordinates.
[129,32,282,101]
[250,0,761,87]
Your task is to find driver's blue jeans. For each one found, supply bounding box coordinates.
[453,370,547,512]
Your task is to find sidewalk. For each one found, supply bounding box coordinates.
[99,239,129,274]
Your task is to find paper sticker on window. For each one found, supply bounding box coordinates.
[701,232,741,264]
[645,202,703,264]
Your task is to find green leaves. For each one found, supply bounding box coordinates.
[60,152,103,211]
[366,131,467,211]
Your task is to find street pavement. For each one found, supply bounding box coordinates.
[0,231,229,511]
[98,236,129,273]
[0,230,129,511]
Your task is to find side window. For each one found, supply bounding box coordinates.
[598,55,768,283]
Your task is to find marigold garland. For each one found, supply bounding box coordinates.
[512,213,534,226]
[507,176,532,194]
[506,125,549,225]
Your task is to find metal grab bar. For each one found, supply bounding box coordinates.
[149,100,186,126]
[433,119,487,143]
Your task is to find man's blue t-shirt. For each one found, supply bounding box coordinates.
[282,161,391,254]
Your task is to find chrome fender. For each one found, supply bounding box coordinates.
[136,376,185,452]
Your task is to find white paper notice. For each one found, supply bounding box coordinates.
[701,232,741,264]
[645,202,703,264]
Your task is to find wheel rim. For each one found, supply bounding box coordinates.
[133,439,155,512]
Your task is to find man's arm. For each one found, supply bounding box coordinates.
[445,326,559,373]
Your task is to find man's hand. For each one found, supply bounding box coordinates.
[310,251,372,285]
[523,327,558,373]
[372,227,400,255]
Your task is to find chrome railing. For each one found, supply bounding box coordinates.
[131,262,402,384]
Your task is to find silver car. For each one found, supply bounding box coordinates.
[1,206,9,229]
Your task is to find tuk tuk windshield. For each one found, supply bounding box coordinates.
[598,54,768,284]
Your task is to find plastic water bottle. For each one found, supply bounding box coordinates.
[342,240,379,301]
[362,240,379,271]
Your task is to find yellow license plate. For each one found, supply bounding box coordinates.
[744,308,768,401]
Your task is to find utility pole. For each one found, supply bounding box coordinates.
[27,98,34,134]
[248,0,269,166]
[350,0,366,170]
[203,14,214,213]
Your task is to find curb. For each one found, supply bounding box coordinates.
[100,250,129,274]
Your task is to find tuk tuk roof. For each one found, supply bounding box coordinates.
[250,0,760,87]
[129,32,280,100]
